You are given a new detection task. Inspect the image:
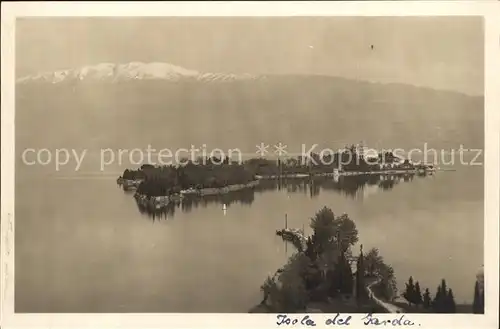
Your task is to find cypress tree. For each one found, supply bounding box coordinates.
[439,279,448,297]
[472,281,480,313]
[431,279,452,313]
[403,276,416,306]
[305,236,317,261]
[432,285,442,312]
[479,283,485,313]
[440,279,448,312]
[414,281,423,307]
[423,288,431,309]
[340,251,354,294]
[330,249,354,297]
[356,245,366,301]
[330,261,341,297]
[472,280,484,314]
[447,289,456,313]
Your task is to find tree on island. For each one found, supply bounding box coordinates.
[129,161,258,196]
[423,288,431,309]
[403,276,416,306]
[472,280,485,314]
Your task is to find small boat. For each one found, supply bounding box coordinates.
[222,204,227,211]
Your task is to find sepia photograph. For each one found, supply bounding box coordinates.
[1,2,499,328]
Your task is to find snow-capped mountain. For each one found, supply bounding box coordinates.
[16,62,263,84]
[16,62,483,153]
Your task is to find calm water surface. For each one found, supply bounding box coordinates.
[15,160,483,312]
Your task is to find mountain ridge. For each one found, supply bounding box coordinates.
[16,62,263,84]
[16,61,483,98]
[15,63,484,153]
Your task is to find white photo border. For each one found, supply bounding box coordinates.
[1,1,499,329]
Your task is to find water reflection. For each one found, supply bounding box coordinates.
[131,171,431,220]
[255,172,428,198]
[135,188,255,220]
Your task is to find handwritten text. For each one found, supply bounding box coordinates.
[275,313,418,327]
[362,314,416,326]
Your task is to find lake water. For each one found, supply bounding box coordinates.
[15,157,484,312]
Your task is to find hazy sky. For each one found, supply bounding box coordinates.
[16,17,483,95]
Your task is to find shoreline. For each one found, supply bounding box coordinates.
[255,168,435,180]
[118,159,439,206]
[132,180,260,207]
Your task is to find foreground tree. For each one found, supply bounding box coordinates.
[472,280,485,314]
[364,248,383,277]
[374,263,397,301]
[334,213,359,252]
[423,288,431,309]
[305,235,320,262]
[414,281,423,307]
[306,207,360,281]
[309,207,338,251]
[356,245,367,301]
[265,253,310,312]
[403,276,416,306]
[329,250,354,297]
[260,206,398,312]
[309,207,358,254]
[447,288,456,313]
[432,284,444,312]
[432,279,456,313]
[340,256,354,295]
[260,276,276,305]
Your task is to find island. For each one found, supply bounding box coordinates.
[116,145,436,210]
